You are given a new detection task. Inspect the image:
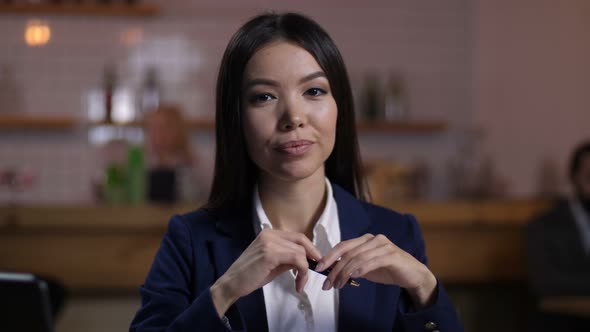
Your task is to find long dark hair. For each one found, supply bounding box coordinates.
[206,12,368,210]
[570,140,590,180]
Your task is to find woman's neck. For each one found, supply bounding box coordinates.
[257,170,327,239]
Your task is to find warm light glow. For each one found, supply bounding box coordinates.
[25,21,51,47]
[120,27,144,47]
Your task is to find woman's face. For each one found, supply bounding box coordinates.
[241,40,337,183]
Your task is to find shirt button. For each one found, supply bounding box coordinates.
[424,321,437,330]
[298,302,306,310]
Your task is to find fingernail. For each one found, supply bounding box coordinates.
[316,262,325,271]
[322,278,331,291]
[350,270,360,278]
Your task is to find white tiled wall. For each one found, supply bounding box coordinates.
[0,0,473,203]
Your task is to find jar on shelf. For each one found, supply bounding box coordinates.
[383,74,408,121]
[359,73,382,120]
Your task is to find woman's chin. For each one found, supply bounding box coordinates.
[264,164,325,183]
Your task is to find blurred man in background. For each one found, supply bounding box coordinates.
[528,140,590,330]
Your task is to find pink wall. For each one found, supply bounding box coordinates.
[3,0,587,202]
[475,0,590,197]
[0,0,472,203]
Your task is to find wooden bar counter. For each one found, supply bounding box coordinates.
[0,200,550,292]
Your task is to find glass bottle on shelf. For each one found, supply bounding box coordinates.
[138,67,160,117]
[383,74,407,121]
[103,64,117,124]
[126,145,145,204]
[359,73,382,120]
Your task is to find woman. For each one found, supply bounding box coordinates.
[130,12,463,332]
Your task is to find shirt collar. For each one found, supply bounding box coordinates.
[252,178,340,252]
[570,198,590,255]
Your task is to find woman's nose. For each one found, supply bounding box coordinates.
[280,117,304,131]
[278,100,306,131]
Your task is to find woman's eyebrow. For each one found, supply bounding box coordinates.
[243,78,278,90]
[243,71,327,90]
[298,71,326,84]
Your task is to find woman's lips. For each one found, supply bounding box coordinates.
[274,140,314,156]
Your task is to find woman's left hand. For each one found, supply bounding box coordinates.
[316,234,437,309]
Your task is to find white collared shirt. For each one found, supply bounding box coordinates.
[569,198,590,255]
[253,178,340,332]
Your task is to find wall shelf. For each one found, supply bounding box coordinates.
[1,116,446,133]
[0,3,159,17]
[0,114,77,130]
[88,118,214,130]
[89,119,447,133]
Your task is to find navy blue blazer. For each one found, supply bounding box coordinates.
[130,184,463,332]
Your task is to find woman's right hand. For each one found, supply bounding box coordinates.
[210,229,321,317]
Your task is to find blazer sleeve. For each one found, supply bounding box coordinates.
[394,214,464,332]
[129,215,245,332]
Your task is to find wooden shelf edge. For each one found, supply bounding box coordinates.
[0,114,77,130]
[2,116,446,132]
[387,199,552,226]
[0,200,550,229]
[88,119,446,133]
[0,3,159,17]
[88,118,215,130]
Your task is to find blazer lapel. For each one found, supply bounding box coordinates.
[332,184,377,331]
[209,208,269,332]
[205,185,375,332]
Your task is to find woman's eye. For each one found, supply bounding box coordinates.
[249,93,275,104]
[305,88,326,97]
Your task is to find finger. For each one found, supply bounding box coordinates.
[257,230,309,264]
[334,244,391,288]
[271,236,308,259]
[276,231,322,260]
[318,234,374,272]
[325,237,381,287]
[326,236,387,289]
[265,244,309,290]
[333,234,395,280]
[295,268,309,293]
[270,241,309,274]
[268,240,309,270]
[258,234,305,263]
[287,251,309,293]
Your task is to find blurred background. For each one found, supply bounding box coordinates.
[0,0,589,331]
